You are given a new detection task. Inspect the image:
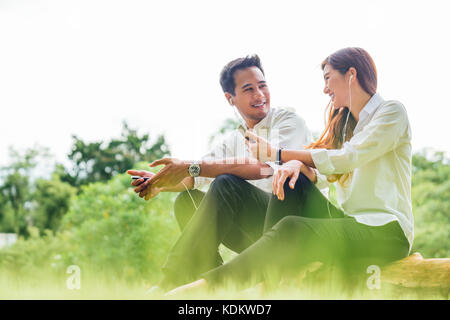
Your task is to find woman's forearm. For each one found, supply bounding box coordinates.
[281,149,315,168]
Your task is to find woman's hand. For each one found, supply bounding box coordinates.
[273,160,303,200]
[244,130,277,162]
[273,160,317,200]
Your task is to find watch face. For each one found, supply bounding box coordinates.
[189,163,201,177]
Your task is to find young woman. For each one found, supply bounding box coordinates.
[166,47,413,295]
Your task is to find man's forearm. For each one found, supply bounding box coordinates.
[198,157,273,180]
[158,158,272,193]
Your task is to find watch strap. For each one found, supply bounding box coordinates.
[276,148,283,165]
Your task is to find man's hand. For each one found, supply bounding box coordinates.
[126,169,165,200]
[148,157,190,188]
[244,130,277,162]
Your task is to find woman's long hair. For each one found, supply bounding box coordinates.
[308,47,377,185]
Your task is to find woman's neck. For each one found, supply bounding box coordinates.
[350,90,372,122]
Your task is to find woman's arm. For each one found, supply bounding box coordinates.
[245,131,316,168]
[246,101,409,176]
[280,149,315,168]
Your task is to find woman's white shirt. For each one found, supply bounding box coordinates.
[310,93,414,250]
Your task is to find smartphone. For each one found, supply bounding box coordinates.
[131,176,149,181]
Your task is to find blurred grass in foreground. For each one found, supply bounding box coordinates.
[1,267,446,300]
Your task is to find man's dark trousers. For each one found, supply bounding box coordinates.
[160,174,271,289]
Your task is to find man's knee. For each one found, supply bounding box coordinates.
[212,173,242,184]
[210,174,244,190]
[174,190,203,230]
[284,173,312,193]
[174,191,191,211]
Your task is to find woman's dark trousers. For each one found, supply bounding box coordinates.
[201,173,410,288]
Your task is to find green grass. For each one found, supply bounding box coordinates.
[1,268,446,300]
[1,244,447,300]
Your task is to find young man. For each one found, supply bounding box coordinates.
[127,54,311,289]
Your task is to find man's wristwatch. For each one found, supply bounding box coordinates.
[188,161,201,177]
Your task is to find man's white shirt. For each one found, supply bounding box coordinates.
[310,93,414,250]
[194,107,312,193]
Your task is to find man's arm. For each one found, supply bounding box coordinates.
[134,156,272,198]
[198,157,272,180]
[158,157,272,192]
[148,157,272,190]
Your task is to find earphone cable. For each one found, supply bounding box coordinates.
[182,180,198,210]
[342,76,352,143]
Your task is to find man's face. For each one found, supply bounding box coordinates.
[229,66,270,128]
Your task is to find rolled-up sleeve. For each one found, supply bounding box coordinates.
[313,169,330,190]
[311,101,408,176]
[193,138,230,190]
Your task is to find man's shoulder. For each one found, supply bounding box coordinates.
[271,107,307,127]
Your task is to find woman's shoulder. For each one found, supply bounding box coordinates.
[377,99,409,121]
[380,99,407,113]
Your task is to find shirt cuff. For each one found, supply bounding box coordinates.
[310,149,335,176]
[193,176,214,190]
[313,169,329,189]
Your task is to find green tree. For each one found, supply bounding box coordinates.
[411,150,450,258]
[61,121,170,188]
[0,147,48,235]
[31,174,76,233]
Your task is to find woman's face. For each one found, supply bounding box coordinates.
[323,64,350,110]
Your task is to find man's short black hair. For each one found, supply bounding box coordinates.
[219,54,265,96]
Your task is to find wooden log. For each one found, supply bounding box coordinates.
[381,252,450,289]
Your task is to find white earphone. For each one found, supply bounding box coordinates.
[342,73,354,143]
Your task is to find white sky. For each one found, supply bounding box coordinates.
[1,0,449,170]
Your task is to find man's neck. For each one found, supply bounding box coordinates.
[245,111,270,129]
[245,120,259,129]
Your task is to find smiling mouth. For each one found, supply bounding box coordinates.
[251,102,266,108]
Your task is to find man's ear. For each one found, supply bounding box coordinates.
[224,92,234,106]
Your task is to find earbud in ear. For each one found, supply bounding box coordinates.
[229,98,233,105]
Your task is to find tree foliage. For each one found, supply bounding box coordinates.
[0,122,170,236]
[0,147,50,235]
[61,121,170,188]
[411,151,450,258]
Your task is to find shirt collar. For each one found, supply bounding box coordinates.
[358,93,383,123]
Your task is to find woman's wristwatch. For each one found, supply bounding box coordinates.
[276,148,283,165]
